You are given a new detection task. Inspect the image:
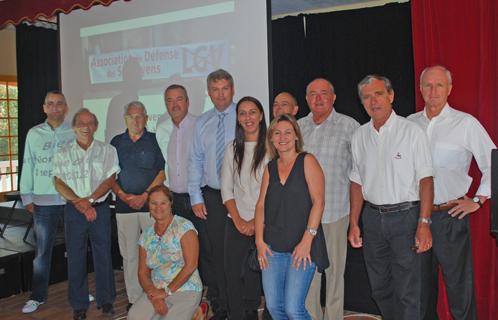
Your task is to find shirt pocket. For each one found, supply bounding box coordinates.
[433,142,467,170]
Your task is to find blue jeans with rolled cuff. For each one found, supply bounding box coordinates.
[262,250,315,320]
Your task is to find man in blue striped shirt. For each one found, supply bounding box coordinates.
[188,69,236,320]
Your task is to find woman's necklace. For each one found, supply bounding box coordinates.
[154,216,173,240]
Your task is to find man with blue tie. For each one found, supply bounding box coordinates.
[189,69,236,320]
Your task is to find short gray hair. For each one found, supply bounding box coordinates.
[357,74,393,98]
[207,69,234,87]
[306,78,335,95]
[123,101,147,116]
[72,108,99,127]
[420,65,453,85]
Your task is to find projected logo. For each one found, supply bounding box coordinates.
[88,41,229,84]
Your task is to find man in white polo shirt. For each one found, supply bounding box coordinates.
[53,108,119,320]
[348,75,434,320]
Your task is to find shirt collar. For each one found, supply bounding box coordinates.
[177,113,195,129]
[422,103,451,121]
[369,110,397,133]
[215,102,236,116]
[305,108,336,127]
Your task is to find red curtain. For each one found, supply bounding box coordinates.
[0,0,124,27]
[411,1,498,319]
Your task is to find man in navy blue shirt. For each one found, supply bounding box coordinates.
[110,101,165,311]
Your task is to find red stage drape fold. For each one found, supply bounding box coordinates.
[411,1,498,319]
[0,0,124,27]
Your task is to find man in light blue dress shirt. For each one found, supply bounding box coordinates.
[189,69,236,320]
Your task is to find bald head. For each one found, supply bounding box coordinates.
[273,92,298,118]
[420,65,453,114]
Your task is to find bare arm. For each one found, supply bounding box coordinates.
[137,246,167,315]
[255,166,271,269]
[415,176,433,253]
[348,181,365,248]
[224,199,253,235]
[292,154,325,270]
[128,170,166,209]
[54,176,79,202]
[167,230,199,292]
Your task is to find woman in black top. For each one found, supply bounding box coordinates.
[255,114,327,320]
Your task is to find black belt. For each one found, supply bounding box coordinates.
[202,186,221,192]
[368,201,420,214]
[172,192,190,198]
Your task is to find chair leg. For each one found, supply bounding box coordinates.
[0,199,17,238]
[23,217,33,243]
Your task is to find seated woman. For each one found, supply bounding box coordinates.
[128,185,202,320]
[220,96,268,319]
[255,114,328,320]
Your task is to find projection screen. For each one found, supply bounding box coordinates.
[60,0,270,142]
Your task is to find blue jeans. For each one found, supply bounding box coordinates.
[65,202,115,311]
[262,250,315,320]
[30,204,65,302]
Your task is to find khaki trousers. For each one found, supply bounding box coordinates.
[128,290,202,320]
[116,211,154,303]
[305,215,349,320]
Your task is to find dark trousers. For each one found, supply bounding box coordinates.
[224,218,261,319]
[202,186,228,311]
[30,205,65,302]
[424,210,477,320]
[172,192,214,291]
[64,202,116,311]
[362,204,429,320]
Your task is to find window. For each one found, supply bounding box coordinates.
[0,79,18,193]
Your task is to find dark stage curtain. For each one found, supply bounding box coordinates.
[411,1,498,319]
[272,2,414,124]
[16,24,60,182]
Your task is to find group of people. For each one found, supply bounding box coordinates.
[18,65,494,320]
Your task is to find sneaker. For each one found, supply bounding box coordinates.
[73,310,86,320]
[22,300,44,313]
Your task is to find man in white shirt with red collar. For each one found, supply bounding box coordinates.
[408,65,496,320]
[349,74,434,320]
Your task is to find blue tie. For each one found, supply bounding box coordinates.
[216,113,226,178]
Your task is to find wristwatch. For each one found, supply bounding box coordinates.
[306,227,318,236]
[88,198,95,204]
[418,217,432,224]
[165,287,173,296]
[472,196,483,208]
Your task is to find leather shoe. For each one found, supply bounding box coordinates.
[73,310,86,320]
[101,303,114,315]
[243,309,259,320]
[209,309,228,320]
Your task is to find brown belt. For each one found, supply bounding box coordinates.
[432,197,464,212]
[432,203,457,212]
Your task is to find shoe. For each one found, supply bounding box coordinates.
[126,303,133,312]
[243,309,259,320]
[101,303,114,315]
[210,309,228,320]
[73,310,86,320]
[22,300,44,313]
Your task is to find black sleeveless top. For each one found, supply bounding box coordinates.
[264,152,329,271]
